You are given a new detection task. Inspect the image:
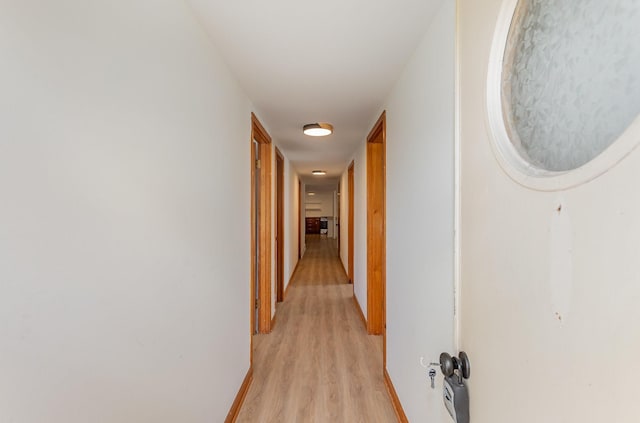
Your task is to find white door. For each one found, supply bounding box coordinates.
[459,0,640,421]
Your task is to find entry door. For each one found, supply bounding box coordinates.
[459,1,640,421]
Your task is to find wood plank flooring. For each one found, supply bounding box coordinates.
[236,235,397,422]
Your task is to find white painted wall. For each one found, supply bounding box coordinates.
[305,191,334,217]
[0,1,251,422]
[460,0,640,421]
[283,158,300,292]
[382,1,456,421]
[352,143,369,318]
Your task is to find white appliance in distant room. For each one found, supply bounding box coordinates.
[320,217,328,235]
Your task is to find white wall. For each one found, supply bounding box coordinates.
[352,143,368,318]
[0,1,251,422]
[305,191,334,217]
[460,0,640,421]
[383,1,456,421]
[283,157,300,292]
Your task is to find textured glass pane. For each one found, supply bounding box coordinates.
[502,0,640,171]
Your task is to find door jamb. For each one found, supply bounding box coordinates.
[250,112,272,339]
[336,185,341,254]
[347,161,355,284]
[275,147,285,303]
[298,179,302,259]
[366,111,386,346]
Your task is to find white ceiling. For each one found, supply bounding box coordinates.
[188,0,443,187]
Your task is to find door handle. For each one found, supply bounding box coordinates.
[439,351,470,380]
[438,351,470,423]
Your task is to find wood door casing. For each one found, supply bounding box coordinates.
[366,112,386,337]
[275,148,284,303]
[337,187,341,254]
[298,179,302,259]
[251,113,272,337]
[347,161,354,284]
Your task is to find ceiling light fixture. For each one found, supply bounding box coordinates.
[303,122,333,137]
[307,192,315,196]
[312,170,327,175]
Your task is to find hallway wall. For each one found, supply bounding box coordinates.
[382,1,456,421]
[0,1,251,422]
[352,142,369,318]
[284,157,300,293]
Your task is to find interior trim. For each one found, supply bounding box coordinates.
[366,111,386,336]
[251,112,273,335]
[384,369,409,423]
[224,366,254,423]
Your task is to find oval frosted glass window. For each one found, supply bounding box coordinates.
[502,0,640,172]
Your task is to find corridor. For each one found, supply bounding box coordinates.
[236,236,396,422]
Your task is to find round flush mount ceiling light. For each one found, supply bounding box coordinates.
[303,122,333,137]
[312,170,326,175]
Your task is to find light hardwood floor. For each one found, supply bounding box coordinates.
[236,235,397,422]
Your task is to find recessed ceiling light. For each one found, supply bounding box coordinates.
[303,122,333,137]
[307,192,315,196]
[312,170,326,175]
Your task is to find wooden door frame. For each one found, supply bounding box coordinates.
[366,111,386,339]
[347,161,354,284]
[336,185,341,254]
[298,179,302,259]
[275,148,285,303]
[251,112,272,337]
